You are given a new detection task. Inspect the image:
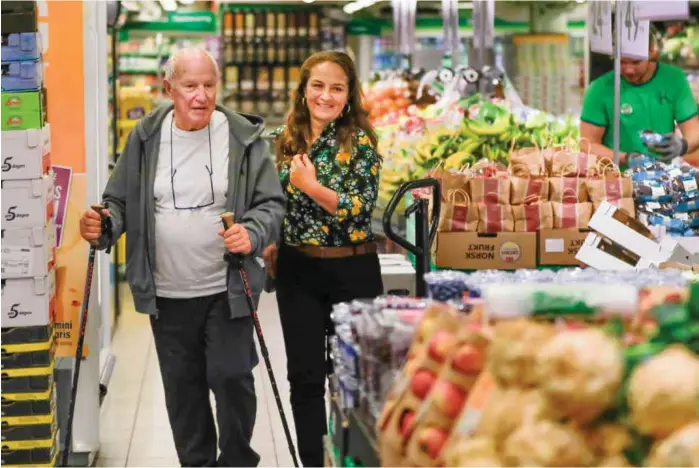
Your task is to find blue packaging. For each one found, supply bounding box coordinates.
[1,32,41,61]
[1,59,42,91]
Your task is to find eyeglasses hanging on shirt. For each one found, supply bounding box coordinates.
[170,118,215,210]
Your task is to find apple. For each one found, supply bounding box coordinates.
[418,427,449,459]
[451,344,484,374]
[399,410,415,436]
[411,369,437,399]
[432,380,467,418]
[428,330,458,363]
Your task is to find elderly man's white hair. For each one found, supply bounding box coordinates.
[163,47,220,81]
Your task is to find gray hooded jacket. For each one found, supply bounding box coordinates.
[97,104,285,318]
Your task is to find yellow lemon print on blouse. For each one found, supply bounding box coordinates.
[336,151,351,164]
[371,165,378,176]
[359,135,370,146]
[321,225,329,233]
[287,184,295,194]
[337,209,348,220]
[351,196,362,216]
[306,239,320,246]
[350,230,368,242]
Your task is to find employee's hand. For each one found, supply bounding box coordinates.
[263,244,278,278]
[79,207,110,243]
[646,134,688,162]
[289,154,318,195]
[219,223,252,255]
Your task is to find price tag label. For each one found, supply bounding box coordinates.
[589,1,613,55]
[635,0,689,21]
[620,1,650,60]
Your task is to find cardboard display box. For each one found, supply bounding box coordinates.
[538,229,590,266]
[1,221,57,279]
[1,173,55,229]
[1,89,46,131]
[1,270,55,328]
[1,124,51,180]
[434,232,537,270]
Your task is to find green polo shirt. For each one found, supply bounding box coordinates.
[580,62,698,170]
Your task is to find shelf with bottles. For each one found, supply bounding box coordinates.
[220,5,347,121]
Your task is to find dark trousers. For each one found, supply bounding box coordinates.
[275,244,384,467]
[150,292,260,467]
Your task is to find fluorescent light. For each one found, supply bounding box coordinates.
[303,0,315,3]
[159,0,178,12]
[343,0,376,14]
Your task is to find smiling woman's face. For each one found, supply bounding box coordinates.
[304,61,349,126]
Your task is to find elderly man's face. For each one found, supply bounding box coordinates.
[165,54,217,131]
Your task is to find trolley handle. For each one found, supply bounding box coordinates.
[382,178,441,256]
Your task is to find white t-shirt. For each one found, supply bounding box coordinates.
[153,110,230,298]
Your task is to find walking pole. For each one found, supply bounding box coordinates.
[61,205,108,467]
[220,212,300,467]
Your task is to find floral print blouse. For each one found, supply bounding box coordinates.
[274,121,381,247]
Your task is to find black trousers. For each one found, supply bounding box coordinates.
[150,292,260,467]
[275,244,384,467]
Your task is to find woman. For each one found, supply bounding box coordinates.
[265,51,383,466]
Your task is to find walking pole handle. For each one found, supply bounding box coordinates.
[221,211,235,230]
[89,204,108,248]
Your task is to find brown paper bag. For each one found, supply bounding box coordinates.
[511,176,550,205]
[478,204,514,233]
[551,149,598,177]
[469,176,511,205]
[438,170,470,201]
[509,147,546,177]
[593,198,636,219]
[552,202,593,229]
[513,202,554,232]
[549,177,589,203]
[586,176,634,204]
[438,189,479,232]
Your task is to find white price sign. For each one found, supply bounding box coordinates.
[635,0,689,21]
[620,1,650,60]
[589,1,613,55]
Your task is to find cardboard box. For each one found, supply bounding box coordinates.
[1,4,38,35]
[1,270,55,327]
[1,59,43,91]
[1,221,56,279]
[434,232,537,270]
[1,174,55,229]
[1,32,42,61]
[1,89,46,131]
[1,124,51,180]
[538,229,589,266]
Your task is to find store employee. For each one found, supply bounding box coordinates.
[580,31,699,168]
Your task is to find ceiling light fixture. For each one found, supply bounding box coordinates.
[159,0,178,12]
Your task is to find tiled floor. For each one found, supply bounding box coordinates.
[96,289,298,467]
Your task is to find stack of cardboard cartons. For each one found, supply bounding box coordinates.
[1,2,59,467]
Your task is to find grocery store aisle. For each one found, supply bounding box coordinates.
[96,289,297,467]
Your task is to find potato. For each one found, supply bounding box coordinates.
[646,422,699,467]
[502,420,595,467]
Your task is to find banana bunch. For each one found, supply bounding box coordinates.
[377,97,580,201]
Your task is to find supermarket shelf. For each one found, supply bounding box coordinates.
[347,409,380,468]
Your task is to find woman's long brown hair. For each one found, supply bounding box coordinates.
[276,51,378,164]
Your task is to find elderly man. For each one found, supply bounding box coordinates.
[79,48,285,467]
